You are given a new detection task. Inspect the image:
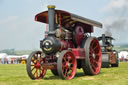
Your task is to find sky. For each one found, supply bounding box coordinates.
[0,0,128,50]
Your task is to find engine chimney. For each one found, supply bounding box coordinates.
[102,34,106,46]
[47,5,56,35]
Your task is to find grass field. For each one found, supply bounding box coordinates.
[0,62,128,85]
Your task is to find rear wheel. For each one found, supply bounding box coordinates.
[26,51,46,80]
[81,37,102,75]
[57,50,77,80]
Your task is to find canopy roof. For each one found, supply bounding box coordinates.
[98,36,115,41]
[35,10,102,29]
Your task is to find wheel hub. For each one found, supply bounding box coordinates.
[35,63,41,68]
[92,53,96,59]
[67,63,71,67]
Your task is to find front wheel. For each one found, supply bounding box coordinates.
[57,50,77,80]
[26,51,47,80]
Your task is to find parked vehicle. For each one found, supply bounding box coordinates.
[98,34,119,68]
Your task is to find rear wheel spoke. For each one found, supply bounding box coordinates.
[91,40,95,48]
[93,44,98,51]
[94,62,98,67]
[95,53,99,56]
[92,64,96,71]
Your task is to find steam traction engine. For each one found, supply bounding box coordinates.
[26,5,102,80]
[98,34,119,68]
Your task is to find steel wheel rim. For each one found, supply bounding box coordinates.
[61,51,76,79]
[29,51,46,79]
[89,39,101,74]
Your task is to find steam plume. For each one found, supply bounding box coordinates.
[103,0,128,36]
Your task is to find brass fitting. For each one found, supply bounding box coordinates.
[47,5,56,9]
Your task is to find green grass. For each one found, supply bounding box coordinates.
[0,63,128,85]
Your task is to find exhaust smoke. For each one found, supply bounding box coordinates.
[103,0,128,38]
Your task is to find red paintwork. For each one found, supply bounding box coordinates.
[42,63,57,69]
[89,39,101,75]
[35,10,71,23]
[61,51,76,79]
[72,48,85,59]
[35,10,93,33]
[59,13,61,40]
[31,52,47,79]
[60,40,74,50]
[74,25,84,47]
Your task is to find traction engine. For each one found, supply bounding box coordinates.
[26,5,103,80]
[98,34,119,68]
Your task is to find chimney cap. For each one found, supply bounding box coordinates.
[47,5,56,9]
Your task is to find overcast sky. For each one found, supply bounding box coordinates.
[0,0,128,50]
